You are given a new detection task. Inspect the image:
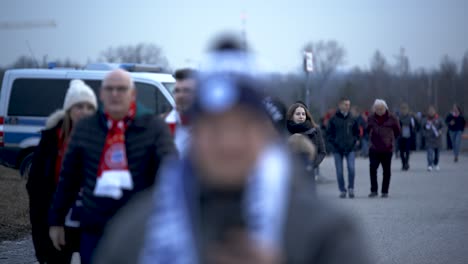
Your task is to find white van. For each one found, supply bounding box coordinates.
[0,63,175,177]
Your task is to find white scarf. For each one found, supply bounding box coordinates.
[139,144,291,264]
[426,120,440,137]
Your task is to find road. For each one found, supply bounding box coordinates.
[1,151,467,264]
[316,151,468,264]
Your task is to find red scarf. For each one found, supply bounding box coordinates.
[54,128,69,185]
[97,102,136,178]
[166,111,190,136]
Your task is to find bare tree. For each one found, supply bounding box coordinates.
[439,55,458,111]
[303,40,346,84]
[461,51,468,76]
[394,47,410,75]
[100,43,169,68]
[11,56,39,68]
[393,47,411,105]
[303,40,346,113]
[370,50,389,74]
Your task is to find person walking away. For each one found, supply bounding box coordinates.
[48,69,176,264]
[286,103,326,181]
[398,103,418,171]
[367,99,401,198]
[327,98,360,198]
[445,104,466,162]
[26,80,97,264]
[423,106,443,171]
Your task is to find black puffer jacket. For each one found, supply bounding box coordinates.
[326,112,360,154]
[48,106,176,234]
[287,120,326,167]
[445,113,466,132]
[26,111,66,263]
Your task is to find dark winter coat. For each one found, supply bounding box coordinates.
[94,159,371,264]
[445,113,466,132]
[26,110,72,263]
[367,111,401,153]
[422,116,444,149]
[48,106,176,234]
[326,112,360,154]
[399,114,418,139]
[287,120,326,168]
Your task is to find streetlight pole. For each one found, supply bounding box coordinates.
[304,52,314,108]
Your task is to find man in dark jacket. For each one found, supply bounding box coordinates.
[48,69,176,264]
[93,72,370,264]
[327,98,360,198]
[398,103,419,171]
[367,99,401,198]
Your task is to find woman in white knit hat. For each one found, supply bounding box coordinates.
[26,79,97,264]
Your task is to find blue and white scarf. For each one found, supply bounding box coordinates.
[139,144,291,264]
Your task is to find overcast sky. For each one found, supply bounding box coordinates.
[1,0,467,73]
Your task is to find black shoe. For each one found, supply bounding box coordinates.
[339,192,347,199]
[455,156,458,163]
[348,189,355,199]
[381,193,389,198]
[368,192,378,198]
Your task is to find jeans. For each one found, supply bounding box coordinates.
[360,138,369,157]
[333,152,355,193]
[369,151,393,194]
[399,138,411,167]
[427,148,440,166]
[449,131,462,158]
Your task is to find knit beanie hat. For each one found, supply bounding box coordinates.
[63,79,98,111]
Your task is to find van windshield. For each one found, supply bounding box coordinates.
[8,78,172,117]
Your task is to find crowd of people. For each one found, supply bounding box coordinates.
[312,98,465,199]
[24,37,465,264]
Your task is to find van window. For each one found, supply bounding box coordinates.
[85,80,171,115]
[8,78,172,117]
[8,78,69,117]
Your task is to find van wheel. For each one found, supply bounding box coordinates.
[20,153,34,180]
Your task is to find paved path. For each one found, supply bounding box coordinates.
[316,151,468,264]
[1,152,467,264]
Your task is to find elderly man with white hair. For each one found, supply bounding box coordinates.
[367,99,401,198]
[48,69,176,264]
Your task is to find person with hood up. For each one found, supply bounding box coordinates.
[26,79,98,264]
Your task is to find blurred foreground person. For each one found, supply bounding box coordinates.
[94,74,370,264]
[27,80,97,264]
[445,104,465,162]
[367,99,401,198]
[48,69,176,264]
[423,106,443,171]
[163,68,197,155]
